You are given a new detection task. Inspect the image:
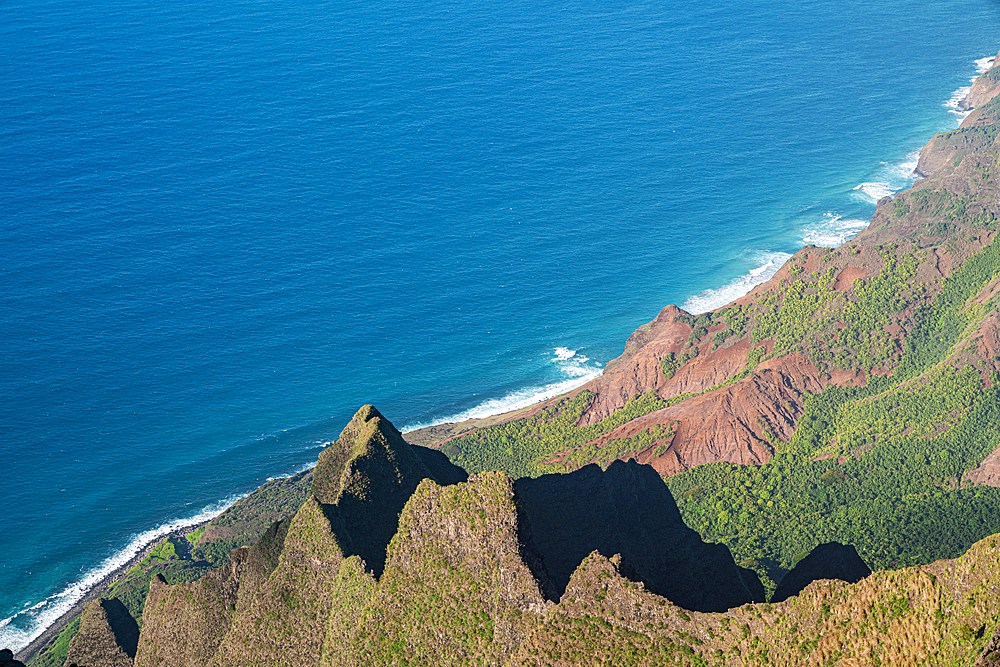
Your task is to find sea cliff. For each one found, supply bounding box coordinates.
[17,49,1000,667]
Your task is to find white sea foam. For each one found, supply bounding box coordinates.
[681,252,793,315]
[946,55,996,121]
[800,213,869,247]
[401,347,603,432]
[0,494,244,652]
[852,181,895,202]
[892,150,921,180]
[265,460,317,482]
[553,346,576,361]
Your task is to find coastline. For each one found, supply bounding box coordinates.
[405,56,995,451]
[7,49,996,666]
[12,520,210,663]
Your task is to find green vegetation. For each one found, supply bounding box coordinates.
[27,615,80,667]
[192,468,312,563]
[442,390,688,478]
[110,548,214,622]
[141,537,181,565]
[186,525,206,545]
[441,229,1000,594]
[519,612,710,667]
[668,235,1000,589]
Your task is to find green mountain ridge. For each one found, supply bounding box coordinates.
[46,408,1000,666]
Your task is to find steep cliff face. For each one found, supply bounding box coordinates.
[211,497,346,667]
[134,519,288,667]
[128,406,468,667]
[64,598,138,667]
[66,405,1000,666]
[117,410,779,667]
[342,472,552,666]
[917,52,1000,178]
[311,404,468,578]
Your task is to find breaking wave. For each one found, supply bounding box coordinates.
[0,495,244,652]
[401,347,603,432]
[947,55,996,121]
[682,251,792,315]
[801,213,870,247]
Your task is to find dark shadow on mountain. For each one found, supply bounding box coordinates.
[515,460,763,612]
[312,405,468,578]
[101,597,140,659]
[771,542,871,603]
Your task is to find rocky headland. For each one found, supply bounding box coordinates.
[17,48,1000,667]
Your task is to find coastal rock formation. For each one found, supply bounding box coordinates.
[963,50,1000,111]
[47,404,1000,666]
[133,406,468,667]
[64,598,139,667]
[514,460,762,610]
[916,52,1000,178]
[770,542,871,603]
[122,409,774,666]
[574,304,750,426]
[134,519,288,667]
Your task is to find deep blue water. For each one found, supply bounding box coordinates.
[2,0,999,648]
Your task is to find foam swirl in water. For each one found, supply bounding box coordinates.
[402,347,603,432]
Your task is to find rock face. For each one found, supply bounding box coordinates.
[134,519,288,667]
[963,50,1000,111]
[339,472,552,666]
[310,404,468,578]
[917,51,1000,178]
[120,408,779,666]
[130,406,468,667]
[601,354,826,476]
[515,460,763,611]
[770,542,871,603]
[64,598,139,667]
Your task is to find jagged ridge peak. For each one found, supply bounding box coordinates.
[312,404,415,504]
[311,405,467,578]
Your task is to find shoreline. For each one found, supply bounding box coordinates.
[12,520,210,663]
[406,59,992,450]
[9,50,994,666]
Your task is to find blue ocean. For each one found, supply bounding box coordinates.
[2,0,999,648]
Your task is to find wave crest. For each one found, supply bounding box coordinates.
[402,347,603,432]
[0,496,243,652]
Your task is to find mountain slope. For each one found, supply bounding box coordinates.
[76,411,1000,666]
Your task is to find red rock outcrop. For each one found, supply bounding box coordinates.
[592,354,826,475]
[575,304,752,426]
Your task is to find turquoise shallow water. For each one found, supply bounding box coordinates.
[2,0,1000,649]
